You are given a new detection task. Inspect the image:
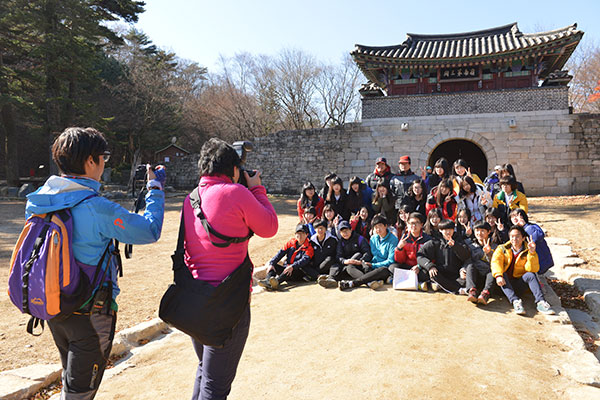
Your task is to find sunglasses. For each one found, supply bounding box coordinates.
[101,151,111,162]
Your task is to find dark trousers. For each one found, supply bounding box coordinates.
[348,263,396,286]
[500,272,545,303]
[315,256,336,275]
[48,312,117,400]
[329,252,364,281]
[430,268,465,293]
[191,304,251,400]
[390,263,430,283]
[266,263,317,282]
[466,261,495,292]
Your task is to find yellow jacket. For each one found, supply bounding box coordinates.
[492,190,528,213]
[491,242,539,278]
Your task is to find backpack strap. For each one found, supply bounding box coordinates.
[189,188,254,248]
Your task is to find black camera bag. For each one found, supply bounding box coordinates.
[159,189,254,348]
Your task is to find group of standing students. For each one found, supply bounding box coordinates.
[260,154,555,317]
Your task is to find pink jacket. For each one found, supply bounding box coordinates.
[183,175,278,286]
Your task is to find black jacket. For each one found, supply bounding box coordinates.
[325,191,350,221]
[400,195,427,217]
[310,232,338,267]
[417,233,471,278]
[336,231,371,264]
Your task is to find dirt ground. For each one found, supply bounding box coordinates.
[528,195,600,272]
[95,285,587,400]
[0,195,299,372]
[1,193,600,387]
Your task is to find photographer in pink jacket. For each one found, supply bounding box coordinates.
[183,138,278,399]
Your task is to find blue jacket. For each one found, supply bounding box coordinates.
[369,231,399,269]
[524,223,554,274]
[25,175,165,303]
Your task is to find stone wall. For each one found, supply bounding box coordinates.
[167,154,200,189]
[362,87,569,119]
[166,110,600,197]
[569,114,600,193]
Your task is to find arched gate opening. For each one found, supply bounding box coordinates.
[428,140,488,180]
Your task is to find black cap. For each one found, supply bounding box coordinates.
[376,157,387,164]
[338,220,351,231]
[295,223,308,233]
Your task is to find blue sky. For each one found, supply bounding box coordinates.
[135,0,599,72]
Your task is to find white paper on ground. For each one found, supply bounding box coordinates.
[393,268,418,290]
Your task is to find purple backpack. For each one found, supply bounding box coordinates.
[8,203,112,335]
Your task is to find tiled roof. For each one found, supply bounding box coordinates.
[352,23,581,61]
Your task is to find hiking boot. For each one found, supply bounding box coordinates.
[367,280,383,290]
[431,282,440,292]
[268,276,279,290]
[513,299,526,315]
[319,277,338,289]
[536,300,555,315]
[339,280,352,291]
[458,287,468,296]
[477,290,490,305]
[418,282,428,292]
[258,279,272,290]
[317,274,329,283]
[467,288,478,303]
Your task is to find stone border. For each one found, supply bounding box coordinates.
[0,318,168,400]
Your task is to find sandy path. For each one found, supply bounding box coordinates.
[95,285,582,399]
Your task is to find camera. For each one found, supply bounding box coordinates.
[134,164,148,181]
[232,141,257,187]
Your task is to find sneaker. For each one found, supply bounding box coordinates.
[386,276,393,284]
[477,290,490,305]
[467,288,478,303]
[536,300,556,315]
[418,282,428,292]
[367,280,383,290]
[431,282,440,292]
[319,277,338,289]
[458,287,468,296]
[268,276,279,291]
[513,299,526,315]
[339,280,352,291]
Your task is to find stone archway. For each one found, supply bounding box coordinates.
[417,130,496,179]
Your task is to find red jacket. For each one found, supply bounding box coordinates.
[269,237,314,269]
[425,187,457,221]
[350,218,370,239]
[394,232,432,266]
[297,197,325,220]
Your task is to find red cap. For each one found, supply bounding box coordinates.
[399,155,411,163]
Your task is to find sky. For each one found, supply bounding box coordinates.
[134,0,600,72]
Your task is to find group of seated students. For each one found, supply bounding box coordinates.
[258,155,555,316]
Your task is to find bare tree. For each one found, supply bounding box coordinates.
[567,39,600,113]
[315,54,362,127]
[271,48,321,130]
